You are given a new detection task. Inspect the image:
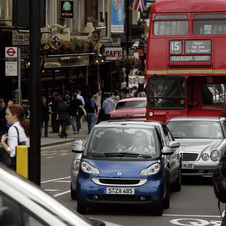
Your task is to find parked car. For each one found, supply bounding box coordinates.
[71,120,181,216]
[109,97,146,120]
[166,116,226,177]
[0,164,119,226]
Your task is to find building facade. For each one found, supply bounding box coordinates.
[0,0,148,103]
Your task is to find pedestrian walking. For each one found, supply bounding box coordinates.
[57,96,72,138]
[70,93,83,134]
[102,93,115,120]
[85,94,98,134]
[41,97,49,137]
[50,92,60,133]
[76,90,85,131]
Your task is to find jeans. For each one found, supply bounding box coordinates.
[222,209,226,226]
[77,115,81,131]
[71,116,78,133]
[87,112,96,133]
[41,120,48,137]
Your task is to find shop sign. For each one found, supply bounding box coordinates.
[61,0,73,18]
[105,47,123,60]
[135,48,144,56]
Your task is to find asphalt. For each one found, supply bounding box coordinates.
[41,120,89,147]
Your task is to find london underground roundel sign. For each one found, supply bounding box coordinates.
[5,47,18,59]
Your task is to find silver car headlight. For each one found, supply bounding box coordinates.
[81,161,100,174]
[140,163,160,175]
[210,150,221,162]
[202,153,209,161]
[73,159,80,171]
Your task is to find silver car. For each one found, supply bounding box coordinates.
[167,117,226,177]
[0,164,120,226]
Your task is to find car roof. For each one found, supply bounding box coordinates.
[94,120,164,129]
[167,116,225,122]
[117,97,146,102]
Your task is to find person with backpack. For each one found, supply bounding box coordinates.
[212,152,226,225]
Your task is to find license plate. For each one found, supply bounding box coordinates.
[104,187,135,195]
[182,162,194,169]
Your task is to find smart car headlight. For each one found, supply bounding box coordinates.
[140,163,160,175]
[210,150,221,162]
[81,161,100,174]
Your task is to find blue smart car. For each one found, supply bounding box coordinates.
[72,120,181,215]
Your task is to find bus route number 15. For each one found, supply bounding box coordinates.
[170,40,182,54]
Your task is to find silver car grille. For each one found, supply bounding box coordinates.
[92,178,147,186]
[182,153,198,161]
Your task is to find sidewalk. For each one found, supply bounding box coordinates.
[41,120,89,147]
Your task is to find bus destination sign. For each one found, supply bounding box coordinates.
[170,55,211,62]
[185,40,211,54]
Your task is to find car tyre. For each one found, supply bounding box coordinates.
[173,168,182,192]
[153,198,163,216]
[163,184,170,209]
[71,183,77,200]
[77,201,87,214]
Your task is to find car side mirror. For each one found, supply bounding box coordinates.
[161,146,174,155]
[72,140,84,153]
[168,141,180,148]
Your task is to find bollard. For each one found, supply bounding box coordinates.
[16,146,29,178]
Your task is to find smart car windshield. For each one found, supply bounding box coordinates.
[85,127,160,159]
[167,121,224,139]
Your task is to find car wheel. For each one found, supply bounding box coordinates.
[153,198,163,216]
[173,168,182,192]
[77,201,87,214]
[71,183,77,200]
[163,184,170,209]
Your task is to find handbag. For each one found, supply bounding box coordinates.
[0,126,26,170]
[77,105,87,117]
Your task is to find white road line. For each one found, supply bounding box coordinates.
[44,189,60,192]
[41,176,70,184]
[55,181,71,183]
[54,190,70,197]
[163,213,222,218]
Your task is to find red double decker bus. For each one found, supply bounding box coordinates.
[146,0,226,122]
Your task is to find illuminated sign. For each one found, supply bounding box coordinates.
[61,0,73,18]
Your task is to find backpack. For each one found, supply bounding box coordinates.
[212,156,226,214]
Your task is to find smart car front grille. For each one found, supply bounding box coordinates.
[182,153,198,161]
[92,178,147,186]
[99,179,140,184]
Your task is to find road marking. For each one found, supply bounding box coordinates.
[164,214,221,218]
[55,180,71,183]
[54,190,70,197]
[44,189,60,192]
[41,176,70,184]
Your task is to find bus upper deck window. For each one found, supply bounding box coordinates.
[154,15,188,36]
[193,14,226,35]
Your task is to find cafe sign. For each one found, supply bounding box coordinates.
[105,47,123,60]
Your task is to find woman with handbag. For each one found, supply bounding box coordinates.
[0,104,30,170]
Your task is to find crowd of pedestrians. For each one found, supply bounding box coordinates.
[0,84,147,144]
